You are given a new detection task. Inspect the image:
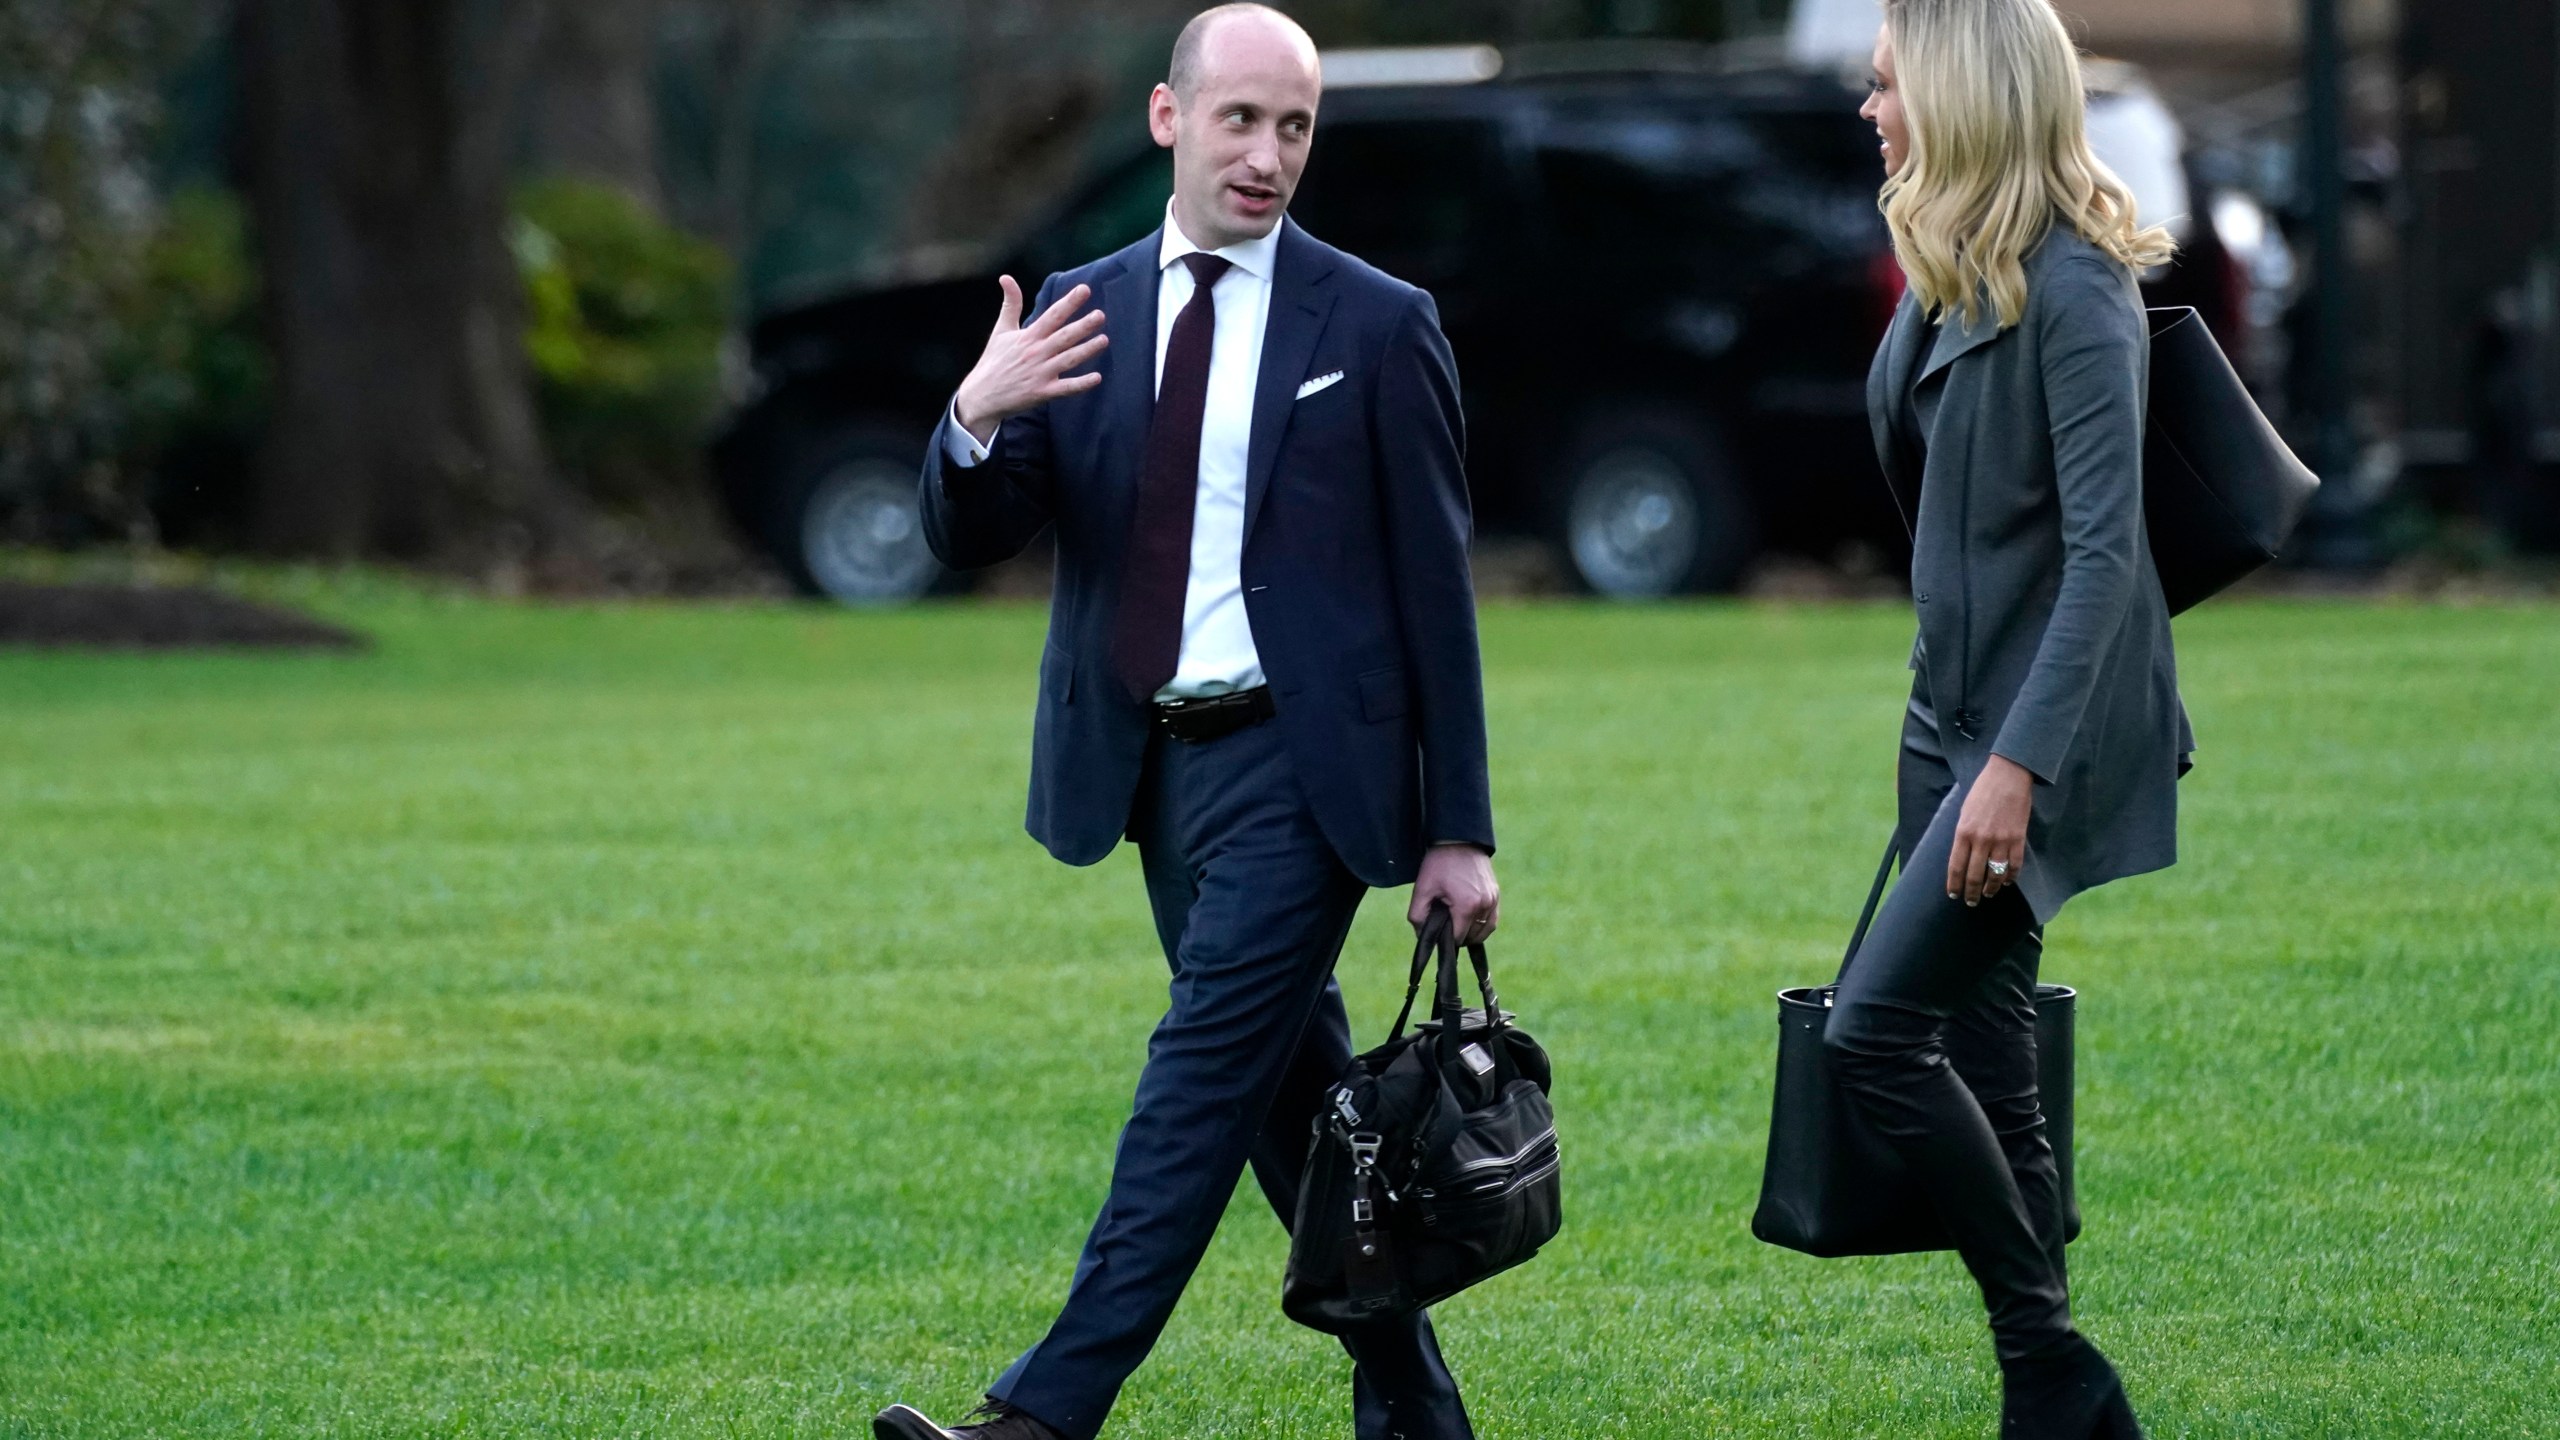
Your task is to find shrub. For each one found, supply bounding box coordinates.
[512,177,734,503]
[114,186,267,438]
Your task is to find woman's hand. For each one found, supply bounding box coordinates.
[1949,754,2034,906]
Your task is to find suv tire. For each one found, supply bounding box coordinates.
[776,421,948,604]
[1555,404,1755,597]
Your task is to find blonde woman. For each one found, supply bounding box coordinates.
[1827,0,2188,1434]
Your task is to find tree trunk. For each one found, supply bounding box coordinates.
[237,0,553,561]
[897,0,1155,263]
[699,0,798,256]
[525,0,667,211]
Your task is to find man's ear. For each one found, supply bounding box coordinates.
[1148,83,1179,148]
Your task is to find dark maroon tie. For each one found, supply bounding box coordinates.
[1111,251,1233,704]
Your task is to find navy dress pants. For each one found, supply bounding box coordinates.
[990,721,1473,1440]
[1823,672,2075,1362]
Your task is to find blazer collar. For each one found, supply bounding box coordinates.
[1880,290,1930,416]
[1156,200,1282,282]
[1917,294,2008,385]
[1241,217,1337,541]
[1870,291,1929,529]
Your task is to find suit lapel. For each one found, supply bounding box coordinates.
[1242,219,1337,544]
[1870,292,1930,531]
[1884,292,1929,402]
[1096,235,1161,491]
[1917,295,2005,385]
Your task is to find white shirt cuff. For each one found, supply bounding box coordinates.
[944,402,995,467]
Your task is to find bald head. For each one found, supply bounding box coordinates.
[1149,2,1322,249]
[1168,3,1320,101]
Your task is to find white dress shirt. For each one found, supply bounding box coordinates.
[946,204,1275,700]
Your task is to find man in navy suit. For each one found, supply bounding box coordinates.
[871,7,1500,1440]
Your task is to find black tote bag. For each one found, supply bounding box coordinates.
[1751,841,2080,1258]
[2143,306,2322,615]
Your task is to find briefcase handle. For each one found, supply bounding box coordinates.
[1387,902,1498,1045]
[1833,838,1902,986]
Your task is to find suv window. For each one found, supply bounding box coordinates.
[1289,118,1510,287]
[1021,148,1172,278]
[1534,103,1881,278]
[1535,108,1762,252]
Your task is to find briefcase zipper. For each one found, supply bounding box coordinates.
[1418,1152,1561,1219]
[1418,1137,1561,1201]
[1436,1125,1558,1180]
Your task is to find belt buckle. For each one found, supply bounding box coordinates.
[1156,690,1248,744]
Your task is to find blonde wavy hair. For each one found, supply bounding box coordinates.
[1880,0,2174,330]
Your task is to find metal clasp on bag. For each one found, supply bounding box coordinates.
[1348,1131,1399,1204]
[1349,1132,1383,1172]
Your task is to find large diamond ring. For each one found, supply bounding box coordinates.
[1986,860,2012,877]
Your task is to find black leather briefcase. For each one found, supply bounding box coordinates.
[1283,910,1560,1333]
[1752,842,2080,1258]
[2143,306,2322,614]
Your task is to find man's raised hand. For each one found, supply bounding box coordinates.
[952,277,1108,446]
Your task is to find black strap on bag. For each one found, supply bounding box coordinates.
[1834,838,1901,985]
[1340,911,1478,1306]
[1386,907,1496,1045]
[1380,912,1487,1098]
[1339,911,1478,1310]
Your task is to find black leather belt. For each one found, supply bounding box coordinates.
[1153,686,1276,744]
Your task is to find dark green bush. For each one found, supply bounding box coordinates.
[113,186,268,452]
[512,177,734,502]
[93,184,269,546]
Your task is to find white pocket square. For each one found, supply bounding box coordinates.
[1295,370,1345,401]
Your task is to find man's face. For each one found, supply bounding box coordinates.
[1149,17,1320,250]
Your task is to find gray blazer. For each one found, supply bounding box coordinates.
[1866,226,2192,921]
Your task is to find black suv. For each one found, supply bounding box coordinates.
[715,50,2235,600]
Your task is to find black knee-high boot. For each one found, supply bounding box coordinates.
[1999,1332,2144,1439]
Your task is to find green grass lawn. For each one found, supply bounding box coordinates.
[2,591,2555,1438]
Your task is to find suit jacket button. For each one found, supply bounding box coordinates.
[1917,593,1930,603]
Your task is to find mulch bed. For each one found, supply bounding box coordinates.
[0,583,366,651]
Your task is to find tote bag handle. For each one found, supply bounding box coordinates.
[1832,838,1902,986]
[1387,903,1498,1045]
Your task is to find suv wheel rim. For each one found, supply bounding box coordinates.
[1567,447,1700,598]
[802,459,938,603]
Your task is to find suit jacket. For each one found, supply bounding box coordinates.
[918,218,1494,888]
[1866,226,2191,921]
